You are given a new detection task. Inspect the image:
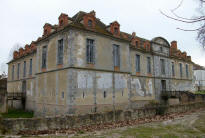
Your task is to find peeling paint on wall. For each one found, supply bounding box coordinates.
[115,74,127,89]
[146,79,153,96]
[96,73,112,89]
[131,78,145,97]
[76,34,84,66]
[77,71,93,89]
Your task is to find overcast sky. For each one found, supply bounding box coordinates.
[0,0,204,74]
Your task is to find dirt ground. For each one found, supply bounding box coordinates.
[2,109,205,138]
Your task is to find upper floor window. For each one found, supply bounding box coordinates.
[179,63,183,77]
[57,39,64,65]
[186,64,189,78]
[160,59,165,74]
[136,41,139,47]
[12,65,15,80]
[113,44,120,67]
[23,61,26,77]
[147,57,151,74]
[136,54,140,72]
[86,39,95,64]
[42,46,47,69]
[172,62,175,76]
[160,47,163,52]
[88,19,93,27]
[114,27,118,35]
[17,63,20,79]
[29,59,32,75]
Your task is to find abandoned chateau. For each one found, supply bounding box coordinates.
[7,11,194,116]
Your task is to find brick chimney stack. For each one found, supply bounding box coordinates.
[58,13,69,27]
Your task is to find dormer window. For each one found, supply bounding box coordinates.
[136,41,139,47]
[44,29,47,35]
[114,27,118,35]
[88,19,93,27]
[60,20,63,26]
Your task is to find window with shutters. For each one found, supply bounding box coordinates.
[86,39,95,64]
[113,44,120,67]
[136,54,140,72]
[23,61,26,77]
[179,63,183,77]
[42,46,47,68]
[12,65,14,80]
[160,59,165,74]
[17,63,20,79]
[29,59,32,75]
[172,62,175,76]
[147,57,151,74]
[186,64,189,78]
[57,39,64,65]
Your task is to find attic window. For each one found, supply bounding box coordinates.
[136,41,139,47]
[114,27,118,35]
[60,20,63,26]
[88,19,93,27]
[44,29,47,35]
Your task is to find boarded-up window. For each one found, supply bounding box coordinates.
[186,64,189,78]
[23,61,26,77]
[179,63,183,77]
[57,39,64,65]
[12,65,14,80]
[42,46,47,68]
[136,54,140,72]
[29,59,32,75]
[147,57,151,73]
[172,62,175,76]
[86,39,95,64]
[160,59,165,74]
[17,63,20,79]
[113,44,120,67]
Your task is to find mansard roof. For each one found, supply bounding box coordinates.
[151,37,170,47]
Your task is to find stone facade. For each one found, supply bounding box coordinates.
[7,11,194,116]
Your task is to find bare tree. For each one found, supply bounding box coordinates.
[160,0,205,48]
[8,43,23,61]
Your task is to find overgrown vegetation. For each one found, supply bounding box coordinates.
[1,109,33,118]
[195,91,205,95]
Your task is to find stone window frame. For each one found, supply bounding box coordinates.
[113,44,120,67]
[41,45,47,69]
[160,58,165,75]
[57,38,64,65]
[12,64,15,80]
[29,58,32,75]
[136,54,140,73]
[17,62,20,79]
[179,62,183,78]
[86,38,96,64]
[185,64,189,78]
[23,61,26,78]
[147,56,151,74]
[171,61,175,77]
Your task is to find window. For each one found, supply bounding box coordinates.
[17,63,20,79]
[57,39,64,65]
[12,65,14,80]
[136,54,140,72]
[86,39,95,64]
[103,91,107,98]
[29,59,32,75]
[147,57,151,74]
[42,46,47,68]
[179,63,183,77]
[160,47,163,52]
[88,19,93,27]
[23,61,26,77]
[136,41,139,47]
[172,62,175,76]
[113,44,120,67]
[186,64,189,78]
[62,91,64,99]
[160,59,165,74]
[114,27,118,35]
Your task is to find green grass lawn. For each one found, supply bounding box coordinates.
[1,109,33,118]
[195,91,205,94]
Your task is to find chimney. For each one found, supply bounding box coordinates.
[171,41,177,50]
[43,23,52,36]
[90,10,96,16]
[58,13,69,27]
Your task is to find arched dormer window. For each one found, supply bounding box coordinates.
[88,19,93,27]
[136,41,139,47]
[60,20,63,26]
[114,27,118,35]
